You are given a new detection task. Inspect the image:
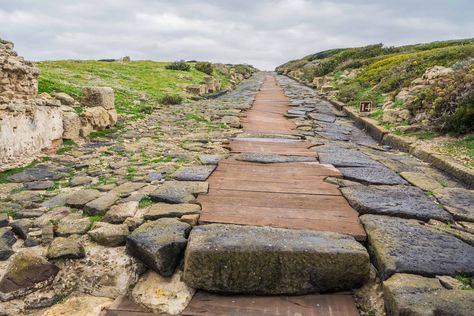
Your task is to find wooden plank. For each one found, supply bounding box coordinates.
[198,191,353,210]
[182,292,360,316]
[229,141,316,156]
[208,178,341,195]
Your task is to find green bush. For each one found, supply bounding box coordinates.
[160,94,183,105]
[446,90,474,134]
[165,61,190,71]
[195,62,213,75]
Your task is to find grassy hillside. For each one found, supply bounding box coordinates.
[37,60,256,119]
[276,39,474,167]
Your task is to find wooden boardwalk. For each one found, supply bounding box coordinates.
[199,75,366,241]
[107,75,363,316]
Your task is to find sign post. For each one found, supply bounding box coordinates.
[360,101,372,115]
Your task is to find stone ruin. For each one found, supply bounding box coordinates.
[0,39,63,169]
[0,38,117,170]
[186,76,221,96]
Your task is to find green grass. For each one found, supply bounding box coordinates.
[36,60,240,120]
[57,139,78,155]
[410,131,437,140]
[88,214,104,223]
[454,275,474,290]
[438,133,474,168]
[139,195,153,209]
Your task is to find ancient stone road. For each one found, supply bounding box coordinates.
[199,76,366,240]
[1,72,473,315]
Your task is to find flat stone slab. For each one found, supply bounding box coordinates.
[8,165,62,183]
[341,185,452,222]
[317,147,381,167]
[173,165,216,181]
[308,112,336,123]
[233,152,317,163]
[183,224,369,295]
[339,167,407,185]
[433,187,474,222]
[150,181,208,204]
[383,273,474,316]
[361,214,474,279]
[144,203,201,220]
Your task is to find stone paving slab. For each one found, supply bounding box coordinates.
[361,214,474,280]
[383,273,474,316]
[183,224,369,294]
[338,166,408,185]
[341,185,452,222]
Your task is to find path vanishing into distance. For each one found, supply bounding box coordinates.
[1,71,473,316]
[107,74,474,315]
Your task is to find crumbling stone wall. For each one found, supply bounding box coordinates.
[0,39,63,169]
[0,39,38,103]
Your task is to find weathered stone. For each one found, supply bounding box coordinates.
[41,192,70,208]
[433,187,474,222]
[131,271,195,315]
[361,214,474,280]
[234,152,316,163]
[65,189,101,208]
[47,237,85,259]
[112,182,147,196]
[436,275,465,290]
[41,295,113,316]
[339,166,407,185]
[69,175,93,187]
[126,218,191,277]
[145,203,201,220]
[183,224,369,294]
[0,250,59,301]
[56,213,91,236]
[399,171,443,192]
[341,185,452,222]
[199,154,226,165]
[10,218,33,239]
[150,181,208,204]
[82,106,112,130]
[15,209,44,219]
[318,147,381,167]
[54,92,75,105]
[383,273,474,316]
[88,222,129,246]
[8,165,61,183]
[0,227,16,260]
[23,180,54,190]
[82,86,115,110]
[172,165,216,181]
[62,111,82,140]
[84,191,119,215]
[0,213,8,228]
[427,219,474,246]
[103,201,139,223]
[179,214,200,226]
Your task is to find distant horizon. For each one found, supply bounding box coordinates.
[1,0,473,70]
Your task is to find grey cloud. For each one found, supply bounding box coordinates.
[0,0,472,69]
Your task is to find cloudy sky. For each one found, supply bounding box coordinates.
[0,0,473,69]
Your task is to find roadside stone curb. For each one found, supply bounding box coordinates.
[281,74,474,188]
